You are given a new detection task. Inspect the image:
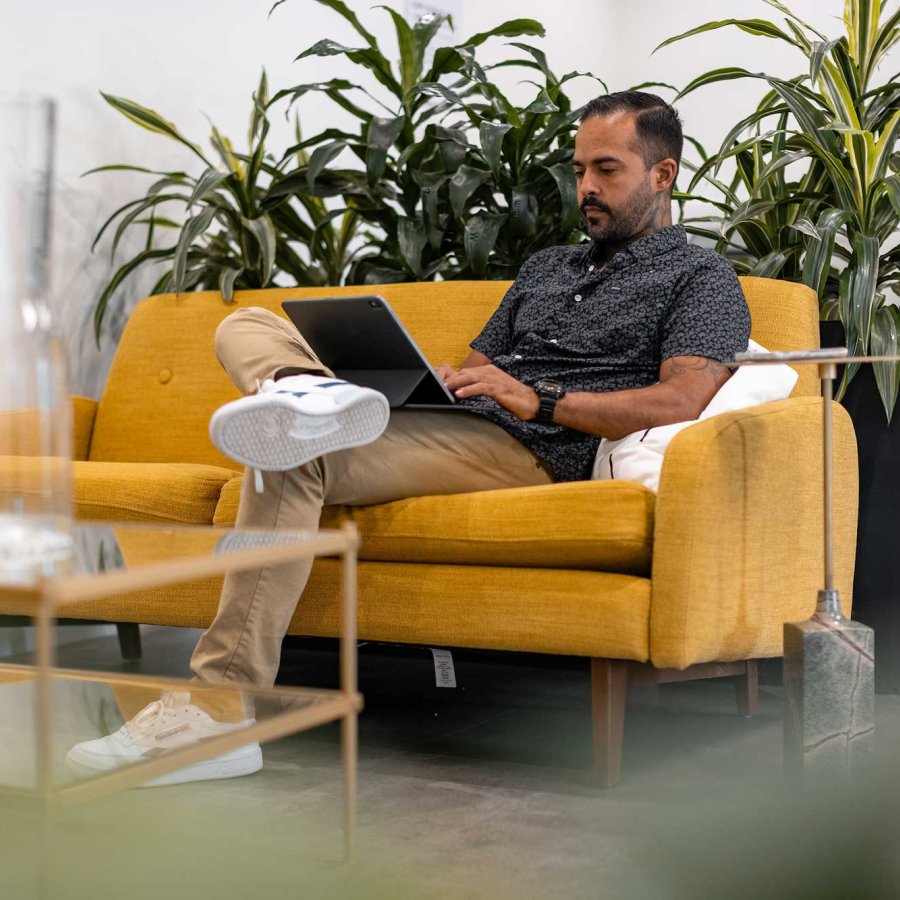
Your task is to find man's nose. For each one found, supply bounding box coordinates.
[579,175,601,200]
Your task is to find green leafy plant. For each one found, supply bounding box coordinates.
[659,0,900,418]
[268,0,594,281]
[88,71,360,339]
[90,3,612,340]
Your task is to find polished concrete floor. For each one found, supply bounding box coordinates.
[2,625,900,899]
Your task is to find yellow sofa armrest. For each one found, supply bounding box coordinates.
[0,396,97,462]
[72,396,98,461]
[649,396,858,669]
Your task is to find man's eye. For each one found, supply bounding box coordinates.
[599,169,616,175]
[573,170,584,179]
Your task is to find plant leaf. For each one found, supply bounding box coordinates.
[524,89,559,114]
[449,164,492,220]
[509,189,538,237]
[656,19,801,55]
[802,207,854,298]
[675,67,764,100]
[241,213,277,286]
[306,141,347,191]
[871,302,900,422]
[94,247,175,342]
[397,217,427,277]
[188,168,230,208]
[218,266,244,301]
[545,161,579,232]
[463,212,505,277]
[100,93,210,165]
[479,121,513,178]
[460,19,544,50]
[173,207,217,292]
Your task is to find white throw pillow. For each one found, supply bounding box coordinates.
[591,340,798,492]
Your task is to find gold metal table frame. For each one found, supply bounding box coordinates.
[0,521,362,859]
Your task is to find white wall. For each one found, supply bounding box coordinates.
[2,0,896,393]
[1,0,599,394]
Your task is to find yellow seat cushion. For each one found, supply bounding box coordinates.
[214,478,655,574]
[72,461,238,524]
[24,530,650,661]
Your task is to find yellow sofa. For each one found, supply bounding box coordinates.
[5,277,858,784]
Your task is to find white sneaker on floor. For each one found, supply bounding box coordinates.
[65,690,262,787]
[209,374,390,474]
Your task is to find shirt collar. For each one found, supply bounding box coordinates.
[584,224,686,272]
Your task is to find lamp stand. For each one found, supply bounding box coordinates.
[783,362,874,780]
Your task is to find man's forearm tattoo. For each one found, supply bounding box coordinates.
[669,356,733,387]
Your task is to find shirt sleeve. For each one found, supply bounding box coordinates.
[660,255,751,363]
[469,260,531,359]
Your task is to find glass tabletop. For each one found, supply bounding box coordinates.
[0,522,356,603]
[0,663,360,800]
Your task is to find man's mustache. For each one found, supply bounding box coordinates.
[580,198,613,216]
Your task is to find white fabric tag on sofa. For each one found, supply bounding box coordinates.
[431,648,457,688]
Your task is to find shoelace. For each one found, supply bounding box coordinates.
[126,690,191,738]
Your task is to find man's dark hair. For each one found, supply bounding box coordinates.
[580,91,683,173]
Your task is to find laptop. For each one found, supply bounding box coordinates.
[281,295,466,410]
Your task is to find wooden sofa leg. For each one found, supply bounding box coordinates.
[116,623,142,661]
[734,660,758,717]
[591,658,628,787]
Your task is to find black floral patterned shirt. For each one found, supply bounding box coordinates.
[463,225,751,482]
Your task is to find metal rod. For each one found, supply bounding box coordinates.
[34,594,54,797]
[340,522,359,861]
[820,363,836,592]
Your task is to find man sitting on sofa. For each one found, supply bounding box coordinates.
[67,90,751,784]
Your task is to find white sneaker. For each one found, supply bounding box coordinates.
[209,374,390,474]
[65,690,263,787]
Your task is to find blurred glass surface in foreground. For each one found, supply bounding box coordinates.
[0,95,73,586]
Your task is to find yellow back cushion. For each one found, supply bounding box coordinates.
[89,276,820,467]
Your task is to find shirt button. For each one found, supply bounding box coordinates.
[514,354,522,360]
[574,294,582,302]
[550,339,558,344]
[588,265,595,272]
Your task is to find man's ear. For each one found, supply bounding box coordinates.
[654,158,678,193]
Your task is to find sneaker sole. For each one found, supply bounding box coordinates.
[65,743,263,788]
[209,391,390,471]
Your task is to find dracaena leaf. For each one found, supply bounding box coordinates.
[463,212,505,277]
[241,213,277,286]
[100,93,210,163]
[173,207,217,292]
[871,303,900,422]
[94,247,175,342]
[188,169,230,207]
[544,162,579,232]
[460,18,544,49]
[397,216,427,277]
[218,266,244,301]
[479,121,512,178]
[449,165,492,220]
[656,19,801,55]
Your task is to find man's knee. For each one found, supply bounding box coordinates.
[214,307,279,359]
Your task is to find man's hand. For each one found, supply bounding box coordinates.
[434,363,457,384]
[444,364,539,421]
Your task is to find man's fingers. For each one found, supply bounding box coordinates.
[435,363,458,382]
[445,370,480,391]
[452,382,489,399]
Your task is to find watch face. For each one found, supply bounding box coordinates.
[536,379,564,398]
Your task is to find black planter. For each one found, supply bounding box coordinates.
[820,321,900,693]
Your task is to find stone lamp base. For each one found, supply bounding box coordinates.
[784,590,875,781]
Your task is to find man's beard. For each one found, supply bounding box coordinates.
[581,179,657,250]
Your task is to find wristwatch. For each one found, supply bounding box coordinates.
[533,379,566,424]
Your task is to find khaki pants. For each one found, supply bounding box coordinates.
[189,307,553,689]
